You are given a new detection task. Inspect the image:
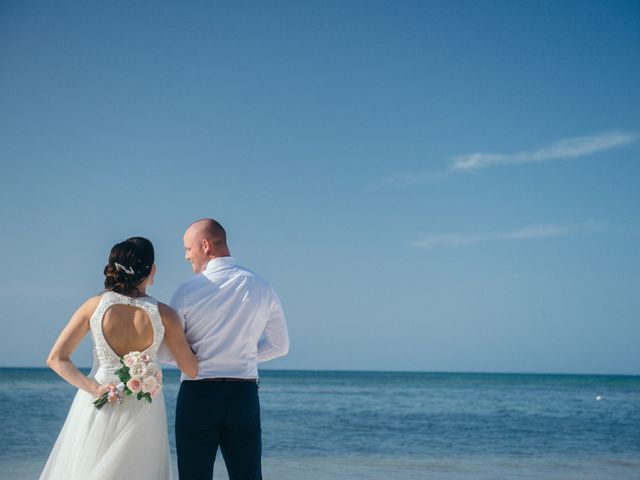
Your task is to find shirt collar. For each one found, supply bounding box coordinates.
[204,256,236,272]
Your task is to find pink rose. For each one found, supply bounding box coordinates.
[150,385,162,398]
[127,377,143,394]
[107,387,120,402]
[155,370,163,382]
[139,353,150,363]
[141,376,158,393]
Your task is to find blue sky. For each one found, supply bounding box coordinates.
[1,0,638,374]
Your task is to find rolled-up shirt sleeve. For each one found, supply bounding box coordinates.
[257,291,289,362]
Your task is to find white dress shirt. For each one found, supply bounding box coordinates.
[164,257,289,381]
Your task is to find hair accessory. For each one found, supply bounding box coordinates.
[114,262,135,275]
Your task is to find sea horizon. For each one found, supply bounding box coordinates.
[1,365,637,378]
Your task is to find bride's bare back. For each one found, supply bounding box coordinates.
[102,304,154,357]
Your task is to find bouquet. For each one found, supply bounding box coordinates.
[93,351,163,409]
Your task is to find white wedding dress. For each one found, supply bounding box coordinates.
[40,291,173,480]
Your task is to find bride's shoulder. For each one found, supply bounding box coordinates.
[83,294,104,309]
[72,295,104,321]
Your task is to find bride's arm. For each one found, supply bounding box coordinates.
[46,296,113,398]
[158,303,198,379]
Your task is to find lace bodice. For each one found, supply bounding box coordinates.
[88,291,165,384]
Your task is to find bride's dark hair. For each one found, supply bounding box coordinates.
[103,237,154,295]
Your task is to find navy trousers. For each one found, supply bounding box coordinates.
[175,380,262,480]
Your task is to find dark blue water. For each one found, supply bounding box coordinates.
[1,369,639,479]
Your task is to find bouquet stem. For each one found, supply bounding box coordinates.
[93,393,109,410]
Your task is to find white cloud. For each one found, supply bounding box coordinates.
[451,131,636,172]
[410,222,606,249]
[378,131,637,187]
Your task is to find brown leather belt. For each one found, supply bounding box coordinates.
[197,377,257,383]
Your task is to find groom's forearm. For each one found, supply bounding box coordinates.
[257,342,289,362]
[257,295,290,362]
[257,322,290,362]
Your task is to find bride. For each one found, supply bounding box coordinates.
[40,237,198,480]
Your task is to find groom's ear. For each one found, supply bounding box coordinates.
[201,238,212,254]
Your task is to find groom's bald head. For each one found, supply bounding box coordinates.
[183,218,230,273]
[189,218,227,246]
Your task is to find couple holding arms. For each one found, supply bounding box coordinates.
[41,218,289,480]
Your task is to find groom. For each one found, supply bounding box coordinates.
[168,218,289,480]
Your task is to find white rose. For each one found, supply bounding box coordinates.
[123,352,141,368]
[141,375,158,393]
[145,362,159,377]
[129,362,148,378]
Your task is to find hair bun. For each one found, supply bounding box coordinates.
[103,238,154,295]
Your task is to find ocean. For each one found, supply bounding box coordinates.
[0,368,638,479]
